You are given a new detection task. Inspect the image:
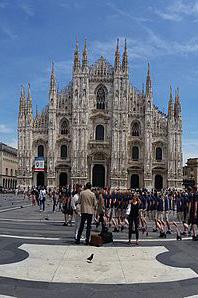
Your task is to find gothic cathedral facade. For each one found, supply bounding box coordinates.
[17,40,183,190]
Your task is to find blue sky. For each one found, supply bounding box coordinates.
[0,0,198,164]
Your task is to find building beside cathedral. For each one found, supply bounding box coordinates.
[17,39,183,190]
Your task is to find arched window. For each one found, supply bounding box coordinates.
[61,145,67,159]
[96,125,104,141]
[132,146,139,160]
[6,168,8,176]
[60,120,69,135]
[10,169,13,176]
[96,86,106,110]
[156,147,162,161]
[131,122,140,136]
[38,145,44,157]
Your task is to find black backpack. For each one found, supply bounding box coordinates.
[99,228,113,244]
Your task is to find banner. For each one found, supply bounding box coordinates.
[34,159,45,172]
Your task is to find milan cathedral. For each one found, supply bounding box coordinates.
[17,39,183,190]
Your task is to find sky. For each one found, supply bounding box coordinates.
[0,0,198,164]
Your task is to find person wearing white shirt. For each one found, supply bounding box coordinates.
[71,185,82,240]
[39,187,46,212]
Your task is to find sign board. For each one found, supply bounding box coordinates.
[34,159,45,172]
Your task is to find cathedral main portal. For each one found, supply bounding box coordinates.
[130,174,140,189]
[59,172,68,187]
[92,164,105,188]
[37,172,45,187]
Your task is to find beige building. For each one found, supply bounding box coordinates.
[0,143,18,190]
[183,158,198,188]
[17,40,183,190]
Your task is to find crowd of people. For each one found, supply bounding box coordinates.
[26,183,198,245]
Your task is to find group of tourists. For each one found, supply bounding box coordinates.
[28,183,198,245]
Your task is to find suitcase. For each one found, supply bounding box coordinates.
[100,231,113,244]
[90,234,103,247]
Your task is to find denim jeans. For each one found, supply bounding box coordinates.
[39,199,45,211]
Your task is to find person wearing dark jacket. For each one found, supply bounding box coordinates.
[127,194,141,245]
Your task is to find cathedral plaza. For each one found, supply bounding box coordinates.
[1,1,198,298]
[17,40,183,191]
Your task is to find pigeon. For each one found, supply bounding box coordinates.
[87,254,94,262]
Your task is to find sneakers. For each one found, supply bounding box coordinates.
[177,235,182,241]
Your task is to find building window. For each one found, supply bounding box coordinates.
[38,145,44,157]
[11,169,13,176]
[6,168,8,176]
[96,86,106,110]
[156,147,162,161]
[96,125,104,141]
[60,120,69,135]
[61,145,67,159]
[132,146,139,160]
[131,122,140,136]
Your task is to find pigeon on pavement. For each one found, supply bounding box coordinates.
[87,254,94,262]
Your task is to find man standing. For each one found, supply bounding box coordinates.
[75,182,97,245]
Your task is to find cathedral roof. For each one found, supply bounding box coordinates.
[89,56,114,78]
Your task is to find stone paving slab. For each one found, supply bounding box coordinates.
[0,243,196,284]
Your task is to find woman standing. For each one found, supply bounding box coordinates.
[188,187,198,241]
[127,194,141,245]
[96,189,106,232]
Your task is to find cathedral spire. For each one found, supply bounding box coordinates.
[19,84,26,113]
[73,38,80,73]
[49,62,57,109]
[114,38,120,72]
[174,87,181,119]
[146,62,152,97]
[27,83,32,113]
[49,62,57,97]
[36,104,38,117]
[168,85,174,119]
[82,38,88,71]
[122,38,128,75]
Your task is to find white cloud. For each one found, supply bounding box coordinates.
[7,138,17,149]
[183,138,198,163]
[154,0,198,21]
[106,1,150,23]
[19,2,34,17]
[0,124,13,133]
[0,24,17,40]
[90,30,198,63]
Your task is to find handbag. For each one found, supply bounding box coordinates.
[126,203,131,215]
